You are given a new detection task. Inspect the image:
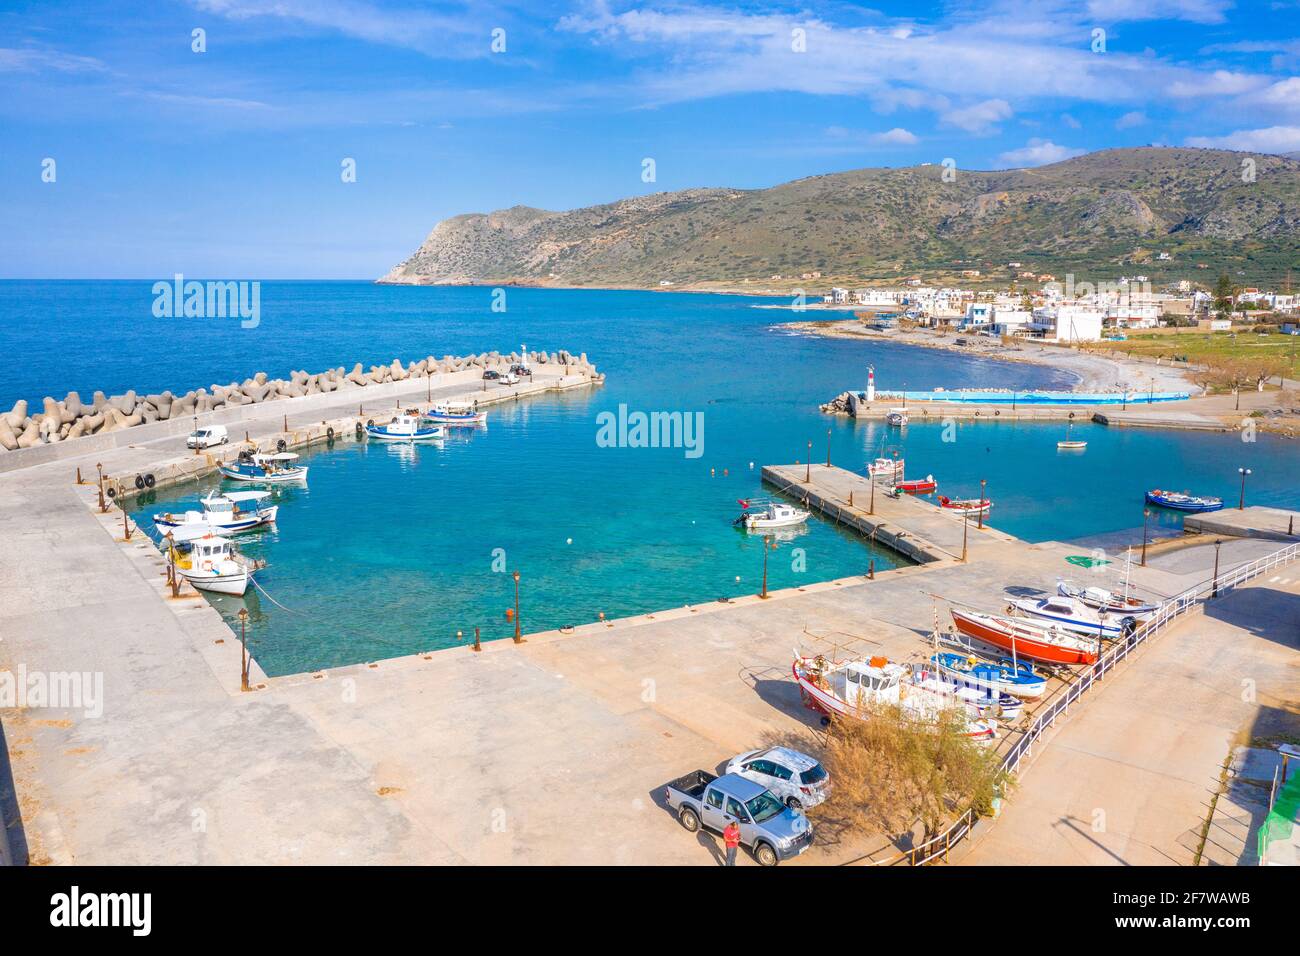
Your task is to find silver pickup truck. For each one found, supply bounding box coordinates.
[664,770,813,866]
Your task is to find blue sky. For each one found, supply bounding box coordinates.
[2,0,1298,278]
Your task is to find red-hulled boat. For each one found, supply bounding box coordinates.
[950,608,1099,665]
[895,474,936,494]
[938,495,991,517]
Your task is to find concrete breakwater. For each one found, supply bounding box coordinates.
[0,348,602,456]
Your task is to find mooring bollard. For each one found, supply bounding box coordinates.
[473,626,482,653]
[868,559,875,580]
[122,503,131,541]
[97,463,107,513]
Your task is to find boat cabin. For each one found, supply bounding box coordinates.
[831,658,904,708]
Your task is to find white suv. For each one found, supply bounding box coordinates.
[724,747,830,810]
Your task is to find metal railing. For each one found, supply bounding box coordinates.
[867,539,1300,866]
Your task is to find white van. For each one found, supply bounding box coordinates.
[187,425,229,449]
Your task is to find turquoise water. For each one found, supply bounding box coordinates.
[2,282,1294,675]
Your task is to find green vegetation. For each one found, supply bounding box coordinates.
[386,148,1300,288]
[1082,329,1300,382]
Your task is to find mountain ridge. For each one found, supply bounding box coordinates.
[382,148,1300,288]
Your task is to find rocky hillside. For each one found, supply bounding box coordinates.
[382,148,1300,288]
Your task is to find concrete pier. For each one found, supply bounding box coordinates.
[2,433,1298,864]
[1183,505,1300,542]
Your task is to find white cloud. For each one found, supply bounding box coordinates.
[1061,113,1082,129]
[0,47,105,73]
[1168,69,1267,98]
[1086,0,1231,24]
[1116,110,1147,129]
[941,98,1013,134]
[1186,126,1300,153]
[874,127,919,145]
[998,138,1086,166]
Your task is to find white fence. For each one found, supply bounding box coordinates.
[871,540,1300,866]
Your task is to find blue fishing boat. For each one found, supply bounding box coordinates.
[422,401,487,426]
[219,451,309,484]
[931,652,1047,699]
[365,413,445,442]
[1144,489,1223,513]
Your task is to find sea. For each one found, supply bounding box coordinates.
[0,280,1292,675]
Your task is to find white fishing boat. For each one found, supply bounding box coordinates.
[365,413,445,442]
[735,499,810,530]
[1009,593,1137,638]
[422,401,487,426]
[792,653,997,742]
[1057,421,1087,450]
[885,408,908,427]
[867,456,905,481]
[168,528,260,596]
[219,451,309,484]
[1056,581,1158,617]
[153,490,278,535]
[906,663,1023,721]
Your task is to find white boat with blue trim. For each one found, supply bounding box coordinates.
[153,490,278,535]
[422,401,487,426]
[1009,593,1138,638]
[219,451,309,484]
[168,528,261,596]
[365,413,446,442]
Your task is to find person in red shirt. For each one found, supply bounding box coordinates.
[722,819,741,867]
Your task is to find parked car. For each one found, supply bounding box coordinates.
[508,363,532,377]
[498,372,520,385]
[482,369,502,380]
[187,425,228,449]
[724,747,830,810]
[663,770,812,866]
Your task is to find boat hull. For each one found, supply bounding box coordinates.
[1144,491,1223,513]
[932,653,1046,699]
[219,465,308,483]
[895,478,936,494]
[365,425,444,441]
[951,609,1098,665]
[179,568,249,595]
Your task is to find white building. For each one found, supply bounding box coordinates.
[1031,305,1104,342]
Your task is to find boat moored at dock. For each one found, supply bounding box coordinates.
[1144,489,1223,512]
[219,451,309,484]
[365,413,446,442]
[894,475,936,495]
[168,528,261,596]
[867,456,905,481]
[422,401,487,426]
[735,499,810,530]
[153,490,278,536]
[937,495,992,517]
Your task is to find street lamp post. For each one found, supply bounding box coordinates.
[1238,467,1252,510]
[961,509,970,562]
[512,571,522,642]
[869,472,876,515]
[760,535,774,598]
[806,441,812,482]
[825,428,832,468]
[1140,508,1151,567]
[192,415,199,456]
[238,608,249,692]
[978,478,987,530]
[1212,539,1222,597]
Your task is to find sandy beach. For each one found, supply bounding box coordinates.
[780,318,1197,394]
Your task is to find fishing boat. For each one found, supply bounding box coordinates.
[1056,581,1158,618]
[153,490,278,536]
[1057,421,1087,450]
[867,456,904,481]
[1144,489,1223,513]
[937,495,992,517]
[219,451,309,484]
[422,401,487,426]
[735,499,810,530]
[168,528,260,596]
[950,608,1099,665]
[885,408,908,427]
[894,475,936,495]
[1009,593,1136,638]
[365,413,446,442]
[930,652,1047,699]
[907,663,1023,721]
[792,653,998,742]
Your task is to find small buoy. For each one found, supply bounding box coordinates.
[734,575,741,583]
[598,611,605,621]
[505,608,514,620]
[749,461,754,469]
[710,468,715,477]
[723,468,728,476]
[566,537,572,545]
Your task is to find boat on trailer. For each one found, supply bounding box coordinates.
[950,608,1100,665]
[219,451,308,484]
[906,663,1023,721]
[422,401,487,426]
[1009,593,1137,638]
[792,653,997,742]
[1056,580,1158,618]
[153,490,278,535]
[365,413,446,442]
[937,495,991,517]
[1144,489,1223,513]
[735,499,810,530]
[930,651,1047,699]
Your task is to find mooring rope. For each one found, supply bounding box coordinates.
[248,574,305,615]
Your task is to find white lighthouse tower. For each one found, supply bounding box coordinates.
[866,365,876,402]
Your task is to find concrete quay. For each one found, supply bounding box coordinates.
[847,399,1228,432]
[1184,505,1300,542]
[2,434,1297,865]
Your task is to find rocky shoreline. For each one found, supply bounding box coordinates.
[0,349,600,454]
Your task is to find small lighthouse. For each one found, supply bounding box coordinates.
[866,365,876,402]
